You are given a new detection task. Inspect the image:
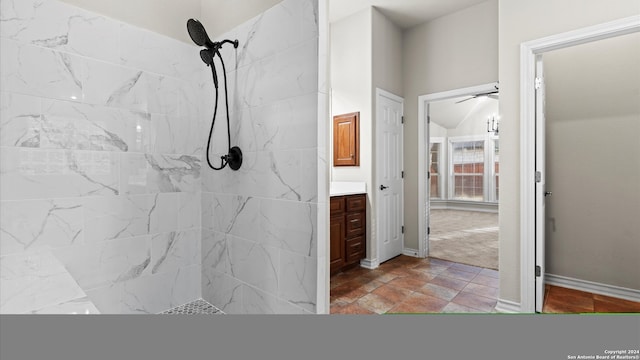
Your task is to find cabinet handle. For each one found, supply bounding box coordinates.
[350,219,358,223]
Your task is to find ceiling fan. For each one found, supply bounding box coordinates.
[455,89,499,104]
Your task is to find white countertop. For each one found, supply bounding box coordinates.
[330,181,366,196]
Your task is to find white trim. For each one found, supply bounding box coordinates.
[545,274,640,303]
[494,298,522,313]
[402,248,420,257]
[519,15,640,313]
[375,88,405,264]
[360,258,379,269]
[417,83,499,258]
[428,137,445,200]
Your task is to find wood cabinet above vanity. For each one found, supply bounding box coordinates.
[330,193,366,275]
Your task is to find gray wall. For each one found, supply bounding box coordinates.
[498,0,640,302]
[544,32,640,290]
[402,0,499,251]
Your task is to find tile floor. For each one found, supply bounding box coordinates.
[160,299,224,314]
[330,255,500,314]
[543,285,640,313]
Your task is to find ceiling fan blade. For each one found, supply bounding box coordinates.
[455,96,475,104]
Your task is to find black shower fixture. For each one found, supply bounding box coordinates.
[187,18,242,171]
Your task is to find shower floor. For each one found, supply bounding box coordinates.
[160,299,224,314]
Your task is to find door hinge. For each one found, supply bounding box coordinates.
[401,116,404,124]
[535,171,542,183]
[427,115,431,123]
[535,77,542,90]
[535,265,541,277]
[427,171,430,179]
[428,227,430,235]
[401,171,404,178]
[401,226,404,234]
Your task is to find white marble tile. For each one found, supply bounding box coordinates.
[39,99,151,152]
[208,194,260,241]
[242,284,307,314]
[260,199,316,257]
[148,193,178,235]
[146,75,180,116]
[83,195,150,242]
[278,250,316,312]
[119,22,190,78]
[233,0,306,70]
[0,250,86,314]
[0,92,42,148]
[201,229,230,274]
[30,296,100,314]
[84,283,123,314]
[301,148,318,202]
[0,148,120,200]
[0,39,85,101]
[201,267,242,314]
[148,154,201,193]
[151,114,198,155]
[169,264,202,310]
[229,236,279,294]
[232,93,317,153]
[0,198,83,256]
[178,191,200,230]
[150,229,200,275]
[53,235,151,290]
[82,59,147,112]
[119,271,175,314]
[119,152,150,195]
[262,150,303,200]
[234,39,318,109]
[0,0,120,63]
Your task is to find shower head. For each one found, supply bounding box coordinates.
[200,49,219,88]
[187,18,216,48]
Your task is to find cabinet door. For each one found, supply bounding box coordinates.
[330,215,346,274]
[333,112,359,166]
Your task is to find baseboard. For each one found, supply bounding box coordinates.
[403,248,420,257]
[360,258,379,269]
[546,273,640,302]
[494,298,522,313]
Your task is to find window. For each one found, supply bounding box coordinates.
[450,139,485,201]
[429,140,443,199]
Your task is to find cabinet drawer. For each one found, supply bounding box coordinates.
[345,212,364,237]
[330,197,345,216]
[346,194,365,212]
[345,236,364,263]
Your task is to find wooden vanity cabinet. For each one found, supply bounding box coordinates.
[330,193,366,275]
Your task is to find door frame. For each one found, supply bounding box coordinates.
[417,82,499,258]
[375,88,405,265]
[519,15,640,313]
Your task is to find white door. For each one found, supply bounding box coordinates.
[376,89,404,264]
[535,56,546,312]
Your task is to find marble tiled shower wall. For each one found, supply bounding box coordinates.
[200,0,324,313]
[0,0,207,313]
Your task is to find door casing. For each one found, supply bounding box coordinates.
[519,15,640,313]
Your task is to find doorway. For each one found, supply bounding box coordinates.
[520,16,640,313]
[376,89,405,264]
[418,83,500,272]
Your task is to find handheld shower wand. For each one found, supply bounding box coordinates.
[187,19,242,171]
